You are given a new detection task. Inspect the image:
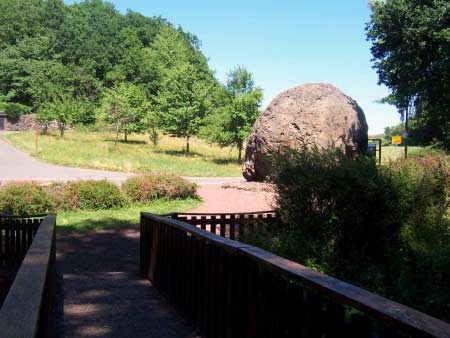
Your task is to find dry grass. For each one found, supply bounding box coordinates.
[4,130,242,177]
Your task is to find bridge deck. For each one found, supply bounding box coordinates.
[56,226,195,338]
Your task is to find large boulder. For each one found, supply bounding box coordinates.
[242,83,368,181]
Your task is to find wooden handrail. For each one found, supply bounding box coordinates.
[0,213,47,219]
[164,210,276,217]
[162,210,278,241]
[0,214,56,338]
[141,212,450,338]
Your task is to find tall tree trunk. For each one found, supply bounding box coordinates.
[186,136,190,153]
[115,123,119,148]
[59,123,65,137]
[237,140,243,162]
[124,130,128,143]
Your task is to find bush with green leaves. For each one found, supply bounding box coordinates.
[261,148,450,320]
[60,180,127,211]
[0,102,31,120]
[0,176,197,215]
[0,182,54,215]
[123,174,197,203]
[385,153,450,317]
[271,148,405,283]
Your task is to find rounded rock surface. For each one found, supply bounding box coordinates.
[242,83,368,181]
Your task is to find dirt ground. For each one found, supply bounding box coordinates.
[190,182,276,213]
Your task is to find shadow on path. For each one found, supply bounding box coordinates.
[56,226,195,338]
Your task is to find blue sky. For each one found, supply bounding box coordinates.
[101,0,400,134]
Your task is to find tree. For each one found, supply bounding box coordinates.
[201,66,262,161]
[155,63,214,152]
[37,97,78,137]
[0,0,219,134]
[367,0,450,148]
[0,0,45,47]
[150,24,217,152]
[98,83,150,145]
[105,27,144,84]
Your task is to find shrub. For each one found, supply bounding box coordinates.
[60,180,126,211]
[0,102,31,120]
[123,174,197,203]
[266,148,450,320]
[0,182,54,215]
[385,153,450,317]
[272,148,404,285]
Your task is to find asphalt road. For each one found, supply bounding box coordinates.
[0,134,244,185]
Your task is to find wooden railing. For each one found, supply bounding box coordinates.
[0,214,46,268]
[0,214,57,338]
[140,212,450,338]
[163,210,277,241]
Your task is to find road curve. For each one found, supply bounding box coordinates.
[0,134,244,185]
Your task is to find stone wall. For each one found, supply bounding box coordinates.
[1,113,60,132]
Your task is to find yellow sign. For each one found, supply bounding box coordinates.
[392,135,402,145]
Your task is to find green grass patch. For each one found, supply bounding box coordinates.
[56,198,200,231]
[4,130,242,177]
[380,145,436,163]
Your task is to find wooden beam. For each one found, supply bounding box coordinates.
[0,214,56,338]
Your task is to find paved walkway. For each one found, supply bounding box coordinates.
[57,227,196,338]
[191,184,275,213]
[0,134,243,186]
[0,135,131,184]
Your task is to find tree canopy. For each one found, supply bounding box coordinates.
[201,66,262,160]
[0,0,262,149]
[0,0,216,124]
[97,83,150,145]
[367,0,450,149]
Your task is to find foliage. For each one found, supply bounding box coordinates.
[155,63,214,152]
[383,123,405,145]
[0,182,54,215]
[201,66,262,161]
[383,121,435,147]
[272,148,405,282]
[0,0,262,151]
[0,102,31,120]
[0,176,198,215]
[122,174,198,203]
[57,180,126,211]
[150,25,217,152]
[0,0,218,131]
[261,148,450,320]
[97,82,151,144]
[37,97,81,136]
[367,0,450,149]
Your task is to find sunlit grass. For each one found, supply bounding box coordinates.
[380,146,436,163]
[56,198,200,231]
[4,130,242,177]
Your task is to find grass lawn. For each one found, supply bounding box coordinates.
[4,130,242,177]
[379,145,436,163]
[56,198,200,231]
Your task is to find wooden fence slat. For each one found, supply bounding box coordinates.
[211,216,217,235]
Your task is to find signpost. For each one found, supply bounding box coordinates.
[367,138,382,165]
[392,135,402,145]
[35,125,39,156]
